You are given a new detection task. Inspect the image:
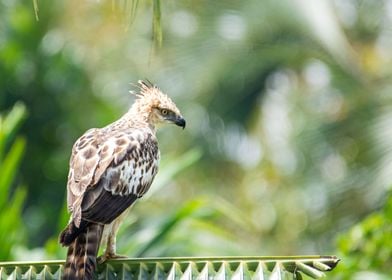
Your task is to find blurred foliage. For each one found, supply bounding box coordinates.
[1,0,392,278]
[332,193,392,279]
[0,103,27,260]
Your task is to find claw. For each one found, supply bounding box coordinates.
[97,253,128,264]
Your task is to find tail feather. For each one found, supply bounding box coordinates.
[59,220,89,247]
[62,223,103,280]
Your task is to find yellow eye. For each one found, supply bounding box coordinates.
[161,109,168,115]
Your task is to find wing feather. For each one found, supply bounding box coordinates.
[67,132,131,202]
[67,128,101,211]
[66,127,158,227]
[82,189,138,224]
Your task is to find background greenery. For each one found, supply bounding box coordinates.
[0,0,391,278]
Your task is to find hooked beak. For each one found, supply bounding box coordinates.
[174,116,186,129]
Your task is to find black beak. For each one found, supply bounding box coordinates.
[175,116,186,129]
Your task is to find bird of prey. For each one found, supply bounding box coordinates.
[59,80,186,280]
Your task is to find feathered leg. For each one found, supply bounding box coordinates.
[62,223,103,280]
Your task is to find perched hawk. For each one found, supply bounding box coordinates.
[59,80,186,280]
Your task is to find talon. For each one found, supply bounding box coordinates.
[97,253,127,264]
[97,255,107,264]
[109,253,128,259]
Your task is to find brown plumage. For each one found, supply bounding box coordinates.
[59,80,185,280]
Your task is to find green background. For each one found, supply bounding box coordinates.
[0,0,391,279]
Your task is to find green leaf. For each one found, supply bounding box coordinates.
[0,137,26,209]
[32,0,39,20]
[124,0,139,28]
[0,186,27,259]
[0,104,27,260]
[0,103,26,159]
[135,199,205,257]
[152,0,162,50]
[211,197,257,229]
[146,147,202,197]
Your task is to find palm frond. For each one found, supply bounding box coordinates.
[0,256,339,279]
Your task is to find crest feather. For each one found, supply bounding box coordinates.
[129,80,160,99]
[128,79,182,118]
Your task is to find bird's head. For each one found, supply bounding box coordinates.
[130,80,186,129]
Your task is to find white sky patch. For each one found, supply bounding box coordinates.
[387,0,392,21]
[294,0,354,67]
[170,10,198,38]
[303,60,345,120]
[373,112,392,197]
[304,183,328,218]
[376,28,392,61]
[262,70,297,174]
[266,69,294,93]
[40,29,65,56]
[333,0,357,27]
[216,12,246,41]
[223,124,263,169]
[320,152,347,183]
[303,60,331,89]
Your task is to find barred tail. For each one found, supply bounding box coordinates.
[62,223,103,280]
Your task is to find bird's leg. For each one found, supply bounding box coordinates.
[105,231,128,259]
[97,227,127,263]
[97,210,129,264]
